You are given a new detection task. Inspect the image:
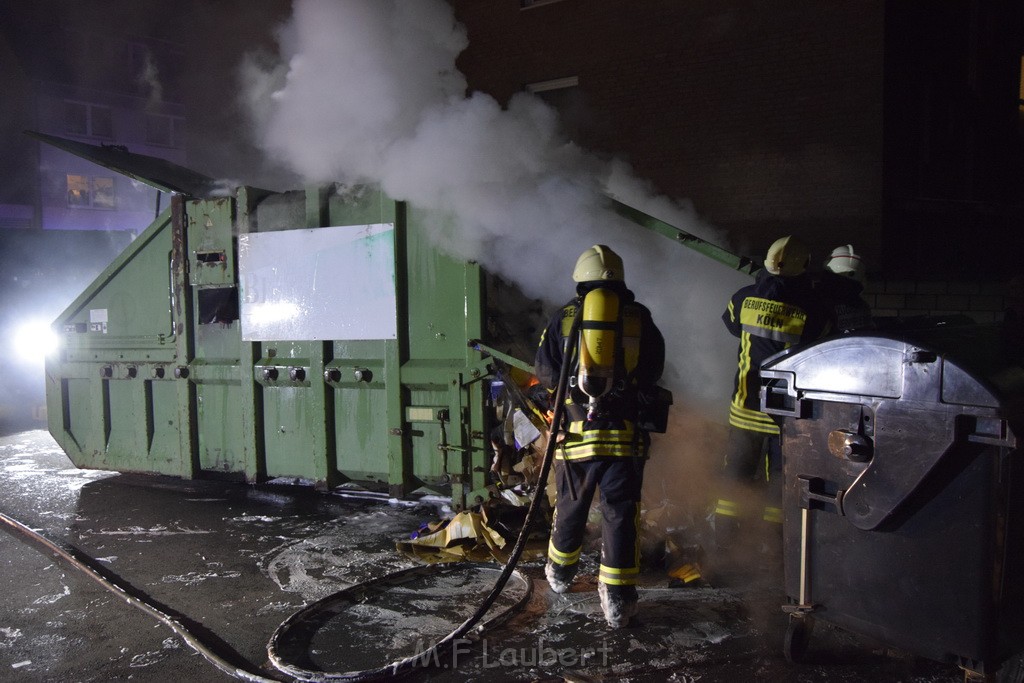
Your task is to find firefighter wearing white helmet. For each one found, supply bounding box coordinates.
[535,244,666,628]
[713,235,830,582]
[572,244,624,282]
[825,244,865,281]
[817,244,874,333]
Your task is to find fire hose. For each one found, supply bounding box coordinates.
[0,312,583,682]
[0,509,278,683]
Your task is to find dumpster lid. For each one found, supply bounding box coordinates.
[761,324,1024,409]
[27,130,223,198]
[762,324,1023,532]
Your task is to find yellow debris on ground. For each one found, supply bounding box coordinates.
[396,509,547,564]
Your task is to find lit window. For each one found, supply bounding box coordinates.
[67,174,90,207]
[66,175,116,210]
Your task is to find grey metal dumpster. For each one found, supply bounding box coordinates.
[760,326,1024,677]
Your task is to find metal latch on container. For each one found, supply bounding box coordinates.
[797,475,844,515]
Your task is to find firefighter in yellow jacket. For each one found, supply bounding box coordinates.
[535,244,665,628]
[714,236,830,572]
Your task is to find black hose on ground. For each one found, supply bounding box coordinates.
[269,309,583,681]
[0,510,285,683]
[0,317,582,682]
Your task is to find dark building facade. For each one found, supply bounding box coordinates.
[0,1,188,424]
[451,0,1024,284]
[0,1,188,234]
[884,1,1024,280]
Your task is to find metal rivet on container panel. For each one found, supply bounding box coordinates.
[324,368,342,383]
[126,366,138,378]
[100,366,113,378]
[262,367,278,381]
[289,367,306,382]
[174,366,189,379]
[354,369,373,383]
[152,367,165,379]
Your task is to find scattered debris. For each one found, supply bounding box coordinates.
[396,507,547,564]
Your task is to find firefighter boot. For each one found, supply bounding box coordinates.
[545,561,577,594]
[598,582,638,628]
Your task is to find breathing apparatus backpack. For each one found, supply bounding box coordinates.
[570,287,672,432]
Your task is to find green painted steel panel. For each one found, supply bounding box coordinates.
[104,379,140,470]
[262,385,319,480]
[41,141,750,503]
[47,184,535,506]
[187,197,236,288]
[61,378,96,460]
[333,385,390,484]
[195,383,246,475]
[61,217,175,358]
[146,379,183,470]
[329,354,389,482]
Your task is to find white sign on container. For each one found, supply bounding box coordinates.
[238,223,397,341]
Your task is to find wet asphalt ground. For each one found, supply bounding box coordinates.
[0,424,965,682]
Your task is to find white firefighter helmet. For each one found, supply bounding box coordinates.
[764,235,810,277]
[573,244,624,283]
[825,244,865,282]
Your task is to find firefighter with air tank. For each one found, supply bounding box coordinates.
[712,235,831,581]
[535,244,667,628]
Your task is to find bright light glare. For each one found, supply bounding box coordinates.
[247,301,301,326]
[13,319,60,363]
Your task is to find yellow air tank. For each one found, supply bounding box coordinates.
[578,287,620,417]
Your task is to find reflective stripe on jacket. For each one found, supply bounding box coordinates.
[723,271,829,433]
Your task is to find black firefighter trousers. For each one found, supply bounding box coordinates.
[547,457,645,588]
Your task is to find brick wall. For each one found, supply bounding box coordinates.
[452,0,887,270]
[864,280,1010,324]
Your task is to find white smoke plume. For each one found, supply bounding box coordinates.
[137,48,164,112]
[241,0,754,524]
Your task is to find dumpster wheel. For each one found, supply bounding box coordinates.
[783,613,814,664]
